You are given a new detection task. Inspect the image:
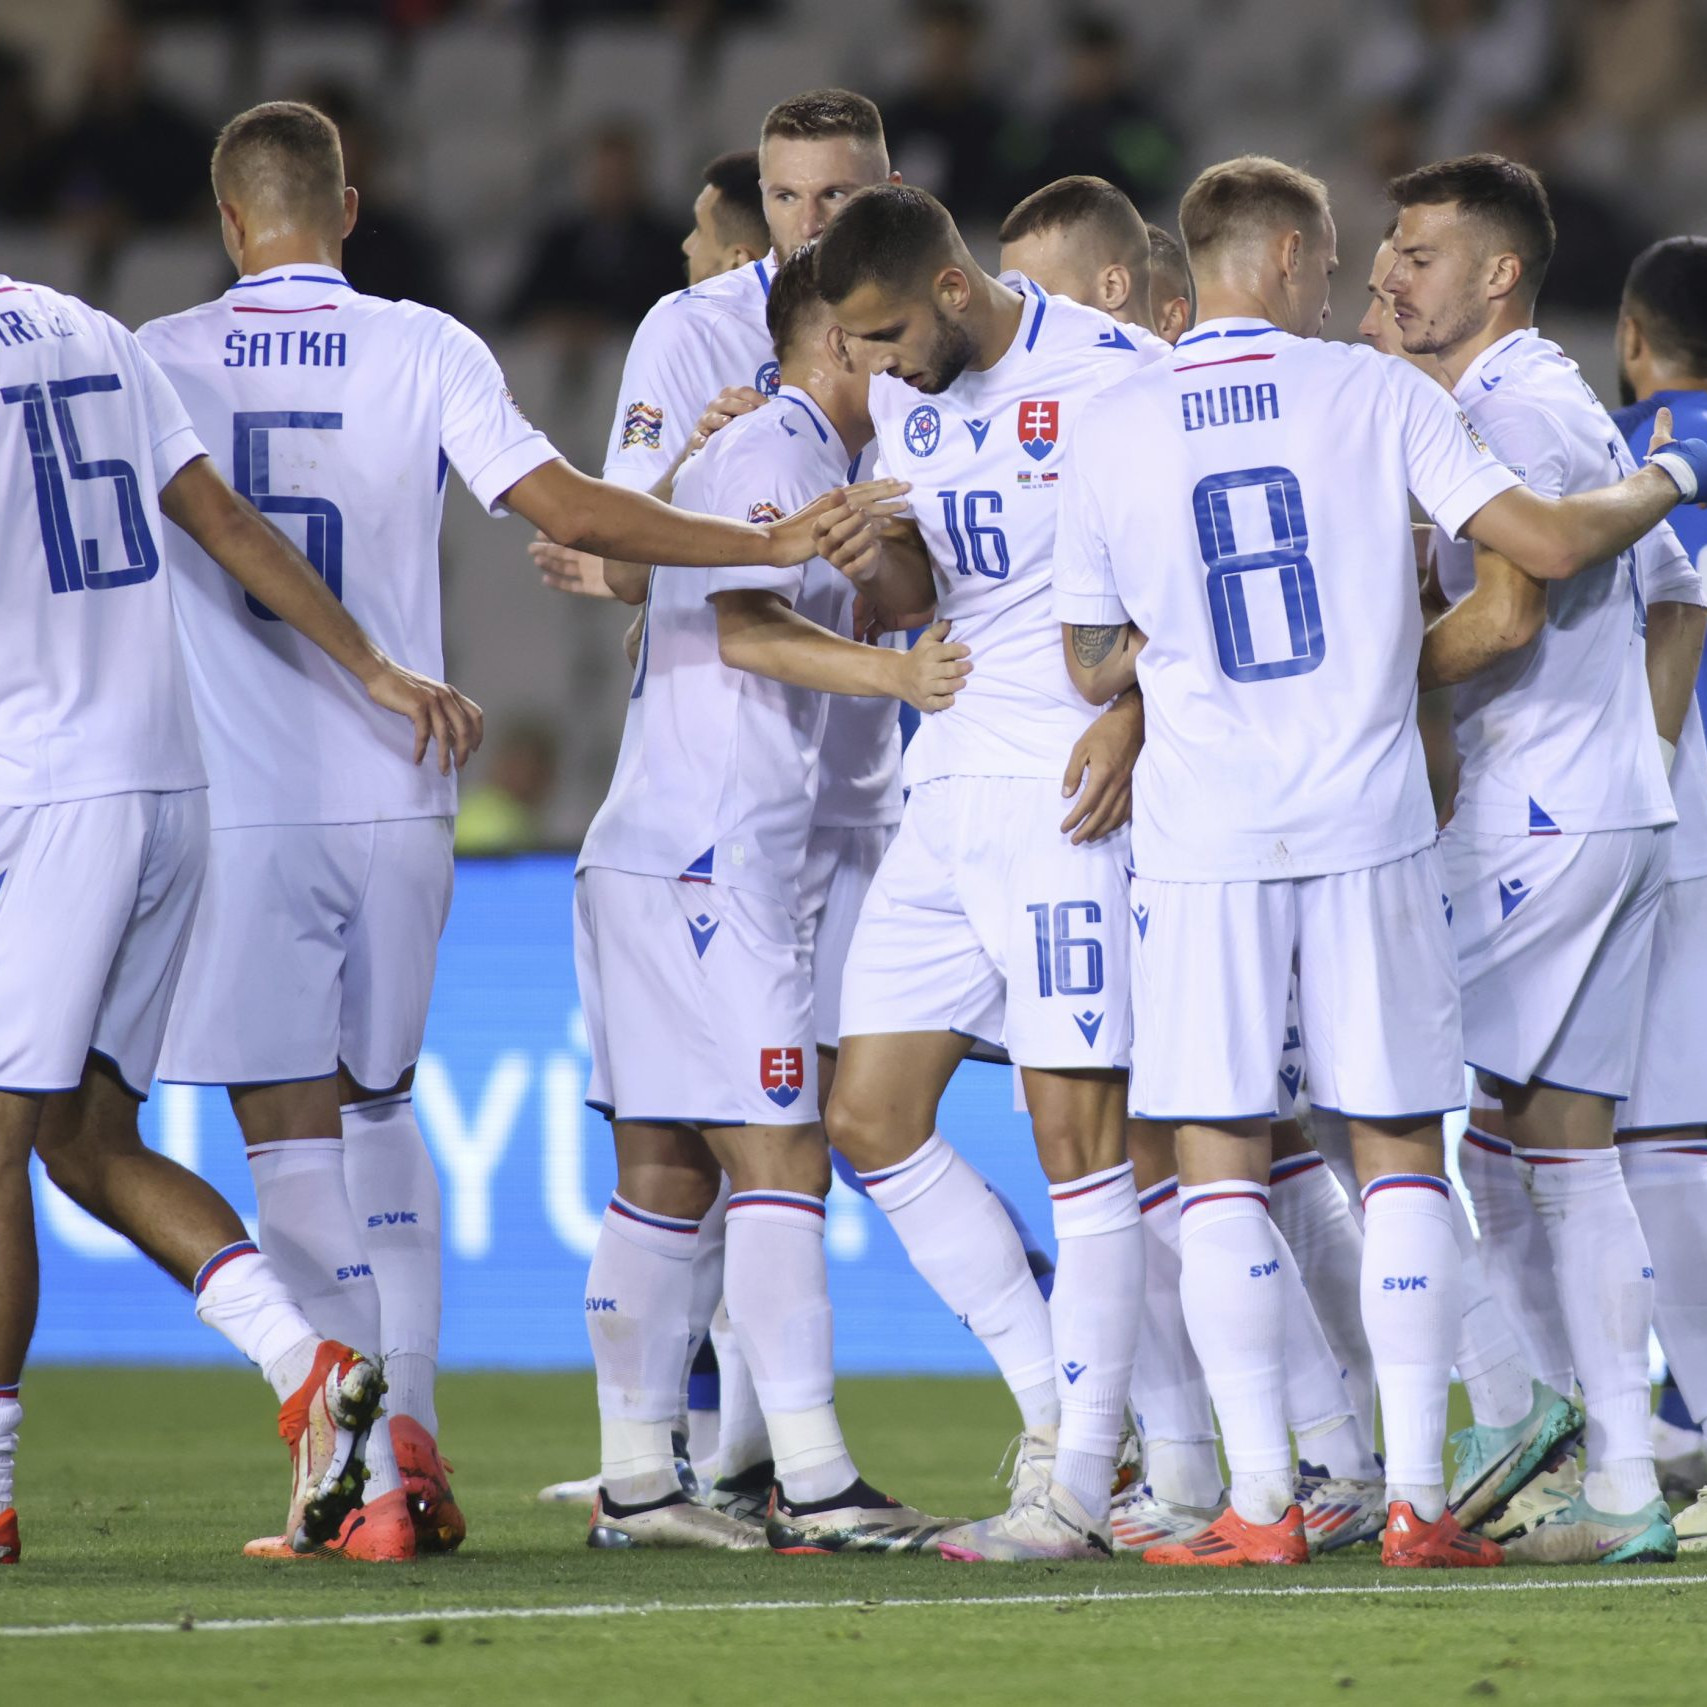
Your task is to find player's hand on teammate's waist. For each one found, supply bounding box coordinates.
[767,478,911,567]
[364,658,484,774]
[1645,405,1707,505]
[529,531,616,598]
[687,385,769,455]
[1060,691,1143,845]
[897,619,971,714]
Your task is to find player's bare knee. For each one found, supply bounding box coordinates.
[612,1121,721,1219]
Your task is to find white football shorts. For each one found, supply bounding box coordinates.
[799,822,894,1051]
[1442,824,1670,1101]
[1130,846,1464,1123]
[1619,875,1707,1131]
[0,789,207,1097]
[575,865,818,1126]
[159,817,453,1091]
[838,776,1131,1070]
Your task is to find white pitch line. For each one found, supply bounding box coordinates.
[3,1570,1706,1640]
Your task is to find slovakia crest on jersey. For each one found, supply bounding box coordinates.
[1018,400,1059,461]
[904,403,941,457]
[760,1047,804,1108]
[755,360,780,396]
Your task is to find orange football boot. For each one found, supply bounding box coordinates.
[1143,1501,1309,1566]
[1382,1501,1504,1568]
[391,1416,466,1553]
[276,1340,385,1549]
[0,1507,18,1564]
[244,1488,418,1561]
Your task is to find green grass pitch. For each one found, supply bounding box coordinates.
[2,1369,1705,1705]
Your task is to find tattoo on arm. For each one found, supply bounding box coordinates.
[1071,625,1124,668]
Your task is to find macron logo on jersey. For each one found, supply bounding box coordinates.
[1279,1063,1303,1100]
[761,1047,805,1108]
[1018,400,1059,461]
[964,418,991,452]
[689,912,719,958]
[1096,327,1135,351]
[1499,878,1531,919]
[1074,1010,1104,1047]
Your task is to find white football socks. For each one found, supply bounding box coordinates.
[685,1175,731,1434]
[1179,1182,1292,1524]
[1048,1164,1143,1524]
[341,1096,443,1438]
[1135,1179,1225,1507]
[1619,1135,1707,1426]
[723,1190,857,1505]
[1459,1127,1574,1395]
[1359,1176,1461,1523]
[709,1300,769,1478]
[0,1387,18,1510]
[1274,1229,1360,1444]
[192,1243,319,1399]
[859,1133,1059,1431]
[1269,1150,1376,1456]
[1516,1145,1660,1512]
[1444,1180,1535,1431]
[587,1193,699,1505]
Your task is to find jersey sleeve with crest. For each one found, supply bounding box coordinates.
[697,411,813,606]
[1380,355,1523,536]
[436,316,556,513]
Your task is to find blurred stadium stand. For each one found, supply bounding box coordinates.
[2,0,1703,840]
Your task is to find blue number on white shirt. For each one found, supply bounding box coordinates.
[937,489,1010,580]
[1024,900,1105,998]
[1192,465,1324,683]
[2,373,160,593]
[233,411,344,621]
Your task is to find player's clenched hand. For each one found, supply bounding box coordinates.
[365,660,484,774]
[896,619,971,712]
[767,478,911,567]
[1060,690,1143,844]
[812,485,914,580]
[687,385,768,454]
[529,531,615,597]
[1645,404,1707,505]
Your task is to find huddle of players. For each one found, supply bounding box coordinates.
[0,99,886,1565]
[555,86,1707,1569]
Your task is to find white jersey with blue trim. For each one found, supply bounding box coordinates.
[1433,328,1675,838]
[580,387,874,907]
[138,266,558,829]
[1054,317,1522,882]
[1638,522,1707,880]
[602,252,901,829]
[0,275,207,805]
[871,275,1170,788]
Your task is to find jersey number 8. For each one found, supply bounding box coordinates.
[1192,465,1325,683]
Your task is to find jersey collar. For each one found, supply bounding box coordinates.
[1175,317,1283,347]
[226,264,354,296]
[1454,327,1535,403]
[776,382,862,470]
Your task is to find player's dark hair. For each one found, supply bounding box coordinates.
[1180,155,1331,263]
[761,88,886,150]
[814,183,960,305]
[999,175,1151,274]
[1145,222,1196,317]
[1388,153,1555,301]
[211,101,346,232]
[1622,236,1707,378]
[766,241,830,358]
[703,149,767,253]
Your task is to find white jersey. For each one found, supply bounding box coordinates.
[0,276,207,805]
[1054,318,1520,882]
[1434,328,1675,838]
[871,275,1170,788]
[580,386,873,907]
[1639,522,1707,881]
[604,253,900,828]
[139,266,558,829]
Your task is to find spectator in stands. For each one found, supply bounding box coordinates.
[884,0,1011,224]
[44,10,208,237]
[1008,12,1182,218]
[302,82,459,314]
[0,45,52,222]
[455,721,561,855]
[502,122,684,343]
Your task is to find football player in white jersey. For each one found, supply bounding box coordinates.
[1385,153,1701,1563]
[575,246,967,1554]
[0,269,482,1562]
[1056,154,1707,1568]
[129,102,879,1564]
[996,175,1386,1554]
[810,183,1173,1562]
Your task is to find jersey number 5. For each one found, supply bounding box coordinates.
[234,411,344,621]
[1193,465,1325,683]
[2,373,160,592]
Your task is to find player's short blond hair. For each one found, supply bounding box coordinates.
[1179,156,1331,264]
[212,101,345,232]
